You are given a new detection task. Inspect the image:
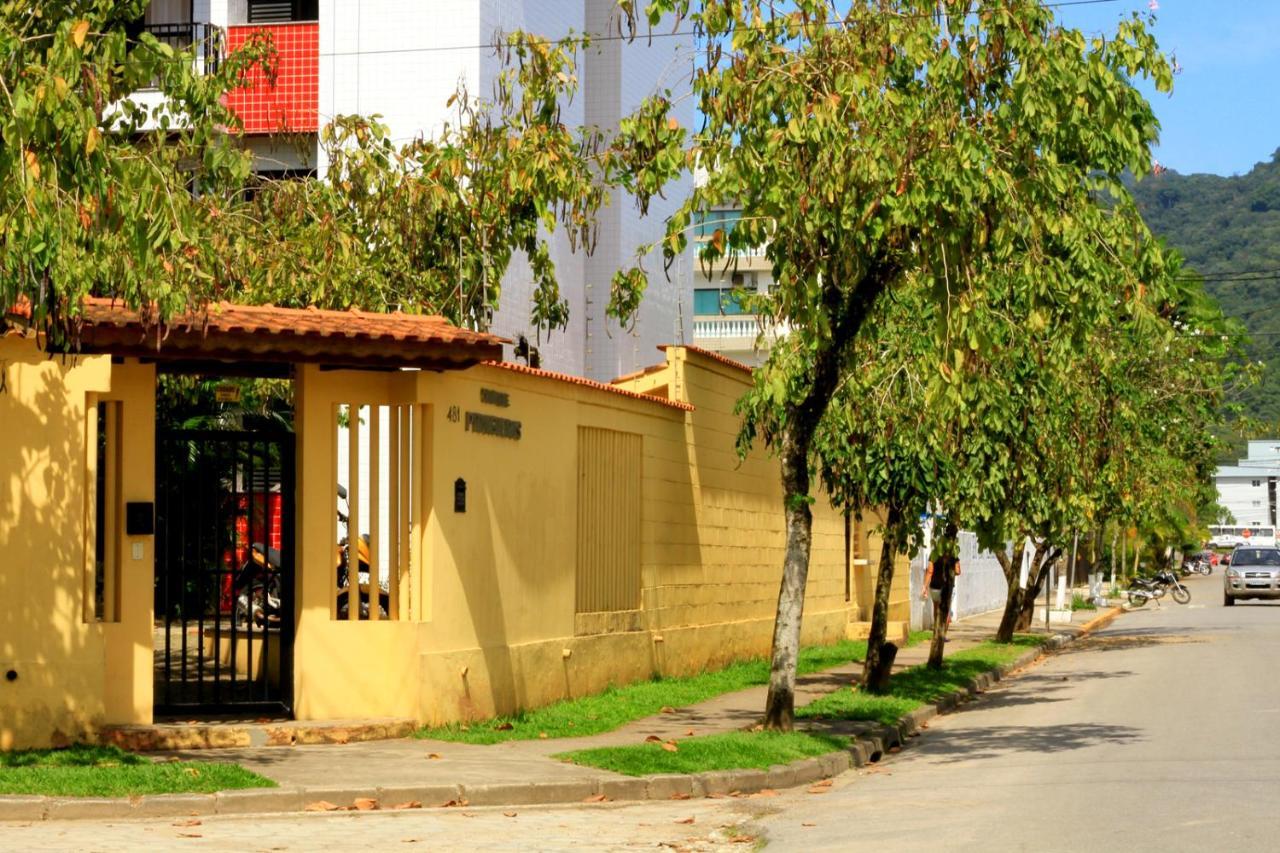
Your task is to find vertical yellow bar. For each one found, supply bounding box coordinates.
[331,403,340,620]
[414,404,428,621]
[83,396,99,623]
[347,403,361,621]
[388,406,400,621]
[368,405,382,622]
[103,402,120,623]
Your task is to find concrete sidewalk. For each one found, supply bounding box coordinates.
[0,606,1105,820]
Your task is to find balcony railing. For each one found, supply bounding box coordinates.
[693,316,761,340]
[140,22,225,85]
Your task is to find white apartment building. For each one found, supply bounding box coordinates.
[142,0,694,381]
[1215,440,1280,527]
[690,207,785,367]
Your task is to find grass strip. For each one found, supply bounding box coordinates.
[555,731,849,777]
[796,635,1048,727]
[0,745,275,798]
[418,632,931,744]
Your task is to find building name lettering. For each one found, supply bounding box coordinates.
[465,411,522,441]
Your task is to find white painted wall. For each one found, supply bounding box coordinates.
[308,0,693,380]
[1218,476,1272,527]
[910,530,1010,630]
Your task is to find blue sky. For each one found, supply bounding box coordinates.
[1055,0,1280,176]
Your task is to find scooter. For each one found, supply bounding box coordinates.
[233,543,282,629]
[335,483,391,620]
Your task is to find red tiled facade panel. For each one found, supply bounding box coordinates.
[224,23,319,134]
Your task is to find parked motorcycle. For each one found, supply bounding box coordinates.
[230,484,392,626]
[1127,568,1191,607]
[335,483,390,620]
[233,543,282,629]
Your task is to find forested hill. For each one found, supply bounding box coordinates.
[1127,150,1280,429]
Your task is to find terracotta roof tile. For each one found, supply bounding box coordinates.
[70,298,505,370]
[483,361,694,412]
[659,344,753,374]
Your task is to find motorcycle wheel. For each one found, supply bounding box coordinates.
[1127,591,1148,608]
[336,589,391,620]
[1172,586,1191,605]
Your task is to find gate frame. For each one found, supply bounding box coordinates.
[154,426,297,718]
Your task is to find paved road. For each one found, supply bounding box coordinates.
[7,574,1278,851]
[751,573,1280,852]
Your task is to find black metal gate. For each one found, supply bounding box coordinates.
[155,429,295,716]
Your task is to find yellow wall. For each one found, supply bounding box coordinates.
[0,339,153,749]
[403,348,855,724]
[3,338,908,744]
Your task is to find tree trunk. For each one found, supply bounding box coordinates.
[927,564,955,670]
[1015,547,1061,632]
[762,425,814,731]
[759,258,897,729]
[995,541,1029,643]
[861,505,902,693]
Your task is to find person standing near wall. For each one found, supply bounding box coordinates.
[922,523,961,669]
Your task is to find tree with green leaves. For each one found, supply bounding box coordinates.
[0,0,265,338]
[617,0,1172,729]
[3,2,639,346]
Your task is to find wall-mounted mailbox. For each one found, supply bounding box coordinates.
[454,478,467,513]
[125,502,154,536]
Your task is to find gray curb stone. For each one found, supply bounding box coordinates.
[215,787,304,815]
[0,796,48,821]
[375,784,463,807]
[2,618,1114,822]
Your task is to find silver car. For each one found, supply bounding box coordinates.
[1224,547,1280,605]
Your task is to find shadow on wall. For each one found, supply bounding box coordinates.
[0,345,107,749]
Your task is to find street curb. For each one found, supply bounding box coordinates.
[0,610,1125,822]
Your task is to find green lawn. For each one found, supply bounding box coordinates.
[555,731,849,776]
[0,745,275,797]
[418,632,931,745]
[796,636,1047,727]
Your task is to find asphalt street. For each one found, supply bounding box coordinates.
[4,573,1277,852]
[752,572,1280,852]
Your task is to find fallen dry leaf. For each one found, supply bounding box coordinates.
[728,835,754,844]
[305,800,343,812]
[354,798,379,811]
[888,745,902,754]
[669,792,692,800]
[812,778,833,788]
[802,822,817,828]
[425,753,443,760]
[439,798,469,808]
[538,732,548,739]
[807,786,831,795]
[685,730,695,736]
[389,801,422,810]
[172,819,202,827]
[660,706,676,714]
[675,817,695,825]
[752,789,779,798]
[181,768,201,778]
[644,735,663,743]
[661,741,679,752]
[582,793,608,803]
[495,722,514,731]
[503,811,518,818]
[177,833,203,839]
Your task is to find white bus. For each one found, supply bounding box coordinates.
[1208,525,1278,548]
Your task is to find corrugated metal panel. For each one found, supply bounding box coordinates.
[576,427,642,613]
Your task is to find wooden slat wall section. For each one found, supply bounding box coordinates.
[82,396,99,623]
[576,427,642,613]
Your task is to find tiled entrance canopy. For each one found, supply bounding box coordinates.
[70,298,505,371]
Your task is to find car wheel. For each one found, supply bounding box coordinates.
[1224,592,1235,607]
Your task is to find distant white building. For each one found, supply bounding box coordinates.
[1215,440,1280,527]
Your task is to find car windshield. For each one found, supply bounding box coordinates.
[1234,549,1280,566]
